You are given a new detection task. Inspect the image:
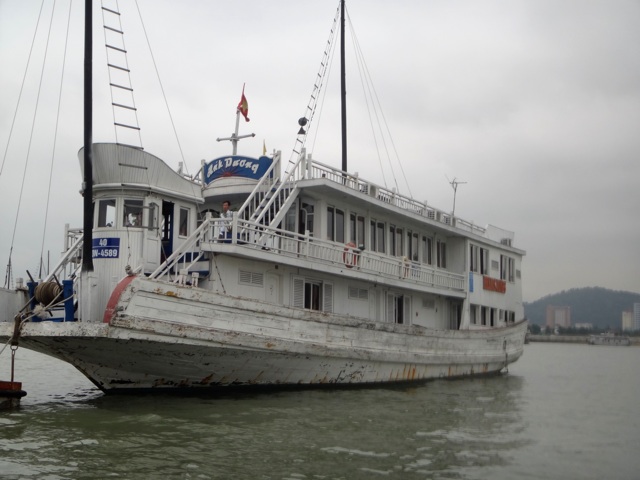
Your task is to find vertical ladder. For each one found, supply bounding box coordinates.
[100,1,143,149]
[292,7,339,158]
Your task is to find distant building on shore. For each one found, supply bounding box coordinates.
[634,303,640,331]
[546,305,571,329]
[622,310,634,332]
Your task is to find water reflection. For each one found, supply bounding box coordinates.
[1,349,531,479]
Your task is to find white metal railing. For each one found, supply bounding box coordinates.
[42,226,84,283]
[192,218,465,292]
[236,152,282,223]
[148,215,215,280]
[297,157,487,236]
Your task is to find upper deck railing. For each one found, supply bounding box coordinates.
[291,155,487,236]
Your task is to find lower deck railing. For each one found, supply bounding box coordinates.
[196,218,465,292]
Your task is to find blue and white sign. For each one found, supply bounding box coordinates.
[92,237,120,259]
[204,155,272,185]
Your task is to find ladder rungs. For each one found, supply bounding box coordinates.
[110,83,133,92]
[104,25,124,34]
[114,122,141,130]
[112,102,137,111]
[115,143,144,150]
[108,63,130,73]
[101,7,120,15]
[106,44,127,53]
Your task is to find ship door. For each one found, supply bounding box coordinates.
[265,273,280,304]
[450,301,462,330]
[161,201,174,262]
[143,198,161,272]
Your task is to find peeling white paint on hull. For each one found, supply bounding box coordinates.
[0,312,526,392]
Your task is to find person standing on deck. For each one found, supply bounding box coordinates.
[219,200,233,242]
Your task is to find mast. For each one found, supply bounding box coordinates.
[82,0,93,272]
[340,0,347,173]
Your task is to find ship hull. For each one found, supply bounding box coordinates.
[1,278,526,392]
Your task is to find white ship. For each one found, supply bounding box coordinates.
[587,333,630,346]
[0,1,526,393]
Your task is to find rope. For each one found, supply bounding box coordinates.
[0,291,75,360]
[212,255,226,295]
[0,0,47,177]
[39,0,74,276]
[1,1,47,289]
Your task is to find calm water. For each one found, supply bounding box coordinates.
[1,343,639,479]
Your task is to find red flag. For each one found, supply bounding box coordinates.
[237,85,250,122]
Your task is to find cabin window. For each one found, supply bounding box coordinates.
[395,227,403,257]
[285,206,296,232]
[421,236,433,265]
[500,255,515,282]
[146,203,159,229]
[386,293,411,325]
[470,304,478,325]
[300,202,314,235]
[349,213,365,247]
[292,276,333,312]
[373,221,384,253]
[327,206,345,243]
[470,244,489,274]
[179,208,189,237]
[407,231,418,262]
[369,220,376,251]
[389,225,396,256]
[436,239,447,268]
[97,199,116,227]
[124,199,143,227]
[390,225,403,256]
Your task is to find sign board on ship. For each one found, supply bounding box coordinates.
[203,155,272,185]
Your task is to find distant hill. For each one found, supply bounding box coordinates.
[524,287,640,330]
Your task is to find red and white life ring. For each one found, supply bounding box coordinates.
[343,242,358,268]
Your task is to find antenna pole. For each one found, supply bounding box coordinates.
[340,0,347,173]
[449,177,467,217]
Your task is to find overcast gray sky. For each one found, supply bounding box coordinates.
[1,0,639,302]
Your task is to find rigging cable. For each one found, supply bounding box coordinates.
[0,0,47,178]
[345,10,389,189]
[133,0,205,219]
[39,0,74,277]
[346,10,412,198]
[4,0,58,288]
[288,2,341,169]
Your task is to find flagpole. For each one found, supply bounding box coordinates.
[216,85,255,154]
[232,109,241,155]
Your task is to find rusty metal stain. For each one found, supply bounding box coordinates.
[199,373,214,385]
[265,342,275,348]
